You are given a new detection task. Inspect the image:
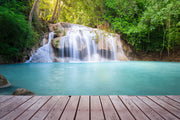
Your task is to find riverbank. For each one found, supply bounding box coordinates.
[133,48,180,62]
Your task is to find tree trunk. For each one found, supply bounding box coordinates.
[160,25,166,58]
[50,0,59,22]
[55,1,63,23]
[29,0,39,26]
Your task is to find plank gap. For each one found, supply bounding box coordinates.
[14,96,42,119]
[89,96,91,120]
[57,96,71,120]
[108,96,121,120]
[74,96,81,120]
[157,96,180,110]
[147,96,180,119]
[0,96,32,119]
[99,96,106,120]
[118,96,136,120]
[0,96,14,103]
[28,96,52,120]
[136,96,165,120]
[166,96,180,104]
[130,97,152,120]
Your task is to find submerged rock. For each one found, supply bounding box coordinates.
[12,88,35,95]
[0,73,10,88]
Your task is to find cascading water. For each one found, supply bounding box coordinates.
[25,32,54,63]
[26,23,128,63]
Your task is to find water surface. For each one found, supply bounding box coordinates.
[0,61,180,95]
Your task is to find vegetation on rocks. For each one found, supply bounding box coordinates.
[0,0,179,63]
[0,0,40,63]
[104,0,180,56]
[12,88,35,95]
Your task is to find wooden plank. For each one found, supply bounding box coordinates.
[1,96,41,120]
[30,96,60,120]
[0,96,13,103]
[60,96,80,120]
[167,96,180,103]
[157,96,180,110]
[0,96,19,109]
[91,96,104,120]
[100,96,119,120]
[44,96,69,120]
[138,96,179,120]
[109,96,135,120]
[120,96,149,120]
[16,96,51,120]
[0,96,31,118]
[148,96,180,119]
[130,96,163,120]
[75,96,89,120]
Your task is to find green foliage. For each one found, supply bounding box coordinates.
[55,40,60,47]
[39,0,55,20]
[1,0,179,63]
[94,31,100,43]
[0,3,39,63]
[55,30,62,33]
[104,0,180,53]
[42,0,106,27]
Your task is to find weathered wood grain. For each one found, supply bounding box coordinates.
[109,96,135,120]
[60,96,80,120]
[157,96,180,110]
[0,96,31,118]
[91,96,104,120]
[15,96,51,120]
[0,96,13,103]
[44,96,69,120]
[138,96,179,120]
[100,96,119,120]
[148,96,180,119]
[75,96,89,120]
[30,96,60,120]
[130,96,163,120]
[167,96,180,103]
[120,96,149,120]
[0,95,179,120]
[1,96,41,120]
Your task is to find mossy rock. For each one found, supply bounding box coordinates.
[12,88,35,95]
[55,40,60,47]
[51,37,61,49]
[0,73,10,88]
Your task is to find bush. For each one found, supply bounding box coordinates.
[0,6,39,63]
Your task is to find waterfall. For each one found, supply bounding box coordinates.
[25,32,54,63]
[26,23,128,63]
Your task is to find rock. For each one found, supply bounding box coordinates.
[12,88,35,95]
[49,23,131,61]
[0,73,10,88]
[0,56,4,64]
[51,37,61,49]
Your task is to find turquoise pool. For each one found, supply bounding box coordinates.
[0,61,180,95]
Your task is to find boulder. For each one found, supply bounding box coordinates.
[0,73,10,88]
[12,88,35,95]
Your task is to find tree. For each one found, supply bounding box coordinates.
[29,0,39,25]
[50,0,59,22]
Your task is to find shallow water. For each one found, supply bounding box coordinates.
[0,61,180,95]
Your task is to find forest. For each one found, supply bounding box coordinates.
[0,0,180,63]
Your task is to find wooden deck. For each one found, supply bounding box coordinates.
[0,95,180,120]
